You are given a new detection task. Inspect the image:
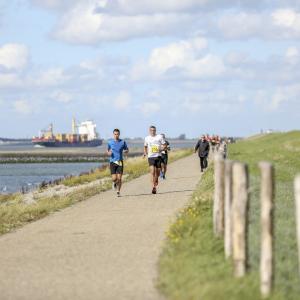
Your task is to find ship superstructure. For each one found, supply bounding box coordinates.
[32,118,102,147]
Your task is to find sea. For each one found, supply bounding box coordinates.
[0,140,197,194]
[0,162,103,194]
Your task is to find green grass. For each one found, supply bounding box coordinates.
[158,131,300,300]
[0,149,192,235]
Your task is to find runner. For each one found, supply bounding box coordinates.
[107,128,129,197]
[144,126,166,194]
[160,133,170,180]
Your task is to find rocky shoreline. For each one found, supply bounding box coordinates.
[0,151,143,163]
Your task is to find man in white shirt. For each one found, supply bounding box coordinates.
[144,125,166,194]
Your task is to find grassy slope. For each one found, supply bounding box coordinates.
[0,149,192,235]
[158,131,300,300]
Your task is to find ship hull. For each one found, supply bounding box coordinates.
[32,139,103,147]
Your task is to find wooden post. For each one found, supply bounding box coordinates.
[294,175,300,278]
[214,154,225,238]
[224,160,233,259]
[259,162,274,297]
[232,162,249,277]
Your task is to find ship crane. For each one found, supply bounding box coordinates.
[38,124,53,138]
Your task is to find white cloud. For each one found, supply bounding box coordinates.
[51,90,72,103]
[114,91,131,110]
[0,44,29,70]
[254,84,300,111]
[182,90,245,114]
[55,5,193,44]
[285,46,300,64]
[132,37,224,80]
[32,0,300,14]
[272,9,300,28]
[13,100,32,115]
[149,37,207,73]
[30,0,82,11]
[286,46,299,57]
[187,54,225,78]
[225,52,250,66]
[101,0,208,15]
[213,9,300,40]
[33,68,69,87]
[0,73,22,88]
[30,1,300,43]
[218,12,264,39]
[139,102,160,116]
[271,9,300,38]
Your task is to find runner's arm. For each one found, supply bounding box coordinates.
[143,146,148,157]
[107,142,112,155]
[161,143,167,151]
[123,141,129,154]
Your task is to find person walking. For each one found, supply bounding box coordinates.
[144,126,166,194]
[107,128,129,197]
[194,135,210,172]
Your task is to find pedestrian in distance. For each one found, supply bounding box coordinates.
[221,139,228,159]
[144,126,167,194]
[107,128,129,197]
[160,133,171,180]
[194,134,210,172]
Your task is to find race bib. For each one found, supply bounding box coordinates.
[151,145,159,153]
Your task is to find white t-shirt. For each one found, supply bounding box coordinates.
[144,134,166,158]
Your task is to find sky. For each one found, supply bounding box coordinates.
[1,0,300,139]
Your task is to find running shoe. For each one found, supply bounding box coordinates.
[117,191,121,197]
[152,187,157,194]
[112,182,117,190]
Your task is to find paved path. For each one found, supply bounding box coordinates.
[0,155,201,300]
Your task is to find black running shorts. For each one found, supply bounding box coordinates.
[148,157,162,168]
[161,153,168,165]
[110,161,123,174]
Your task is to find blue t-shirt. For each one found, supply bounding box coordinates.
[107,139,128,163]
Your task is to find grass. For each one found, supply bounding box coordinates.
[0,149,192,235]
[158,131,300,300]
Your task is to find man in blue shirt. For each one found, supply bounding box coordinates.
[107,128,129,197]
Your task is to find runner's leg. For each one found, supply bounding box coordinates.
[163,155,168,178]
[149,165,156,188]
[116,174,122,194]
[155,166,160,186]
[111,174,117,189]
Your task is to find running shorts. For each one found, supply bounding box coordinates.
[110,161,123,174]
[161,153,168,165]
[148,157,162,168]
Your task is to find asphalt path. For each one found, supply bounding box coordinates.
[0,154,202,300]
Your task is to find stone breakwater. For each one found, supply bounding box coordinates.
[0,151,143,163]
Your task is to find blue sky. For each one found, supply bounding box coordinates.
[1,0,300,138]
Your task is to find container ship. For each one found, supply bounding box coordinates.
[32,118,103,147]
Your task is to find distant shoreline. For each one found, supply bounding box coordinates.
[0,139,197,164]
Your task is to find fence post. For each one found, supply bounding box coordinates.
[224,160,233,259]
[214,154,225,238]
[232,162,249,277]
[294,175,300,278]
[259,162,274,297]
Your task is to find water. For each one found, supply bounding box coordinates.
[0,140,197,152]
[0,162,102,194]
[0,139,197,194]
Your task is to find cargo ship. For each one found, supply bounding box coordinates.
[32,118,103,147]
